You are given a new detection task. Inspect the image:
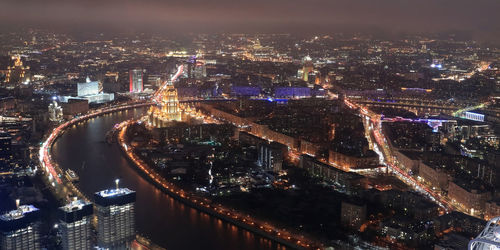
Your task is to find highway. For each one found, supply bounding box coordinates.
[39,101,152,188]
[343,98,454,212]
[38,86,458,248]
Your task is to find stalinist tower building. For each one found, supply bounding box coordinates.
[148,66,184,128]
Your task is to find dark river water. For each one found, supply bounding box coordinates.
[52,107,284,250]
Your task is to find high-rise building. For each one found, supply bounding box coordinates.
[48,98,63,122]
[0,131,12,171]
[94,184,136,249]
[258,142,285,172]
[0,204,41,250]
[301,56,314,82]
[5,55,29,85]
[77,78,99,96]
[129,69,143,93]
[58,199,94,250]
[148,68,183,127]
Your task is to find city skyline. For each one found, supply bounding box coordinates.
[1,0,500,43]
[0,1,499,249]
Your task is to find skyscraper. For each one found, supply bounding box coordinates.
[94,183,136,249]
[0,204,40,250]
[129,69,143,93]
[148,66,183,127]
[5,55,29,85]
[58,199,94,250]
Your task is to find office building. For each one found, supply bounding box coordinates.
[129,69,143,93]
[0,204,40,250]
[58,77,114,104]
[258,142,285,172]
[61,99,89,117]
[0,131,12,171]
[94,186,136,249]
[77,77,99,96]
[58,199,94,250]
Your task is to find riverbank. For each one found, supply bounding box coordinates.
[117,121,325,249]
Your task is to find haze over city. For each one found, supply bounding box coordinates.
[0,0,499,250]
[1,0,500,40]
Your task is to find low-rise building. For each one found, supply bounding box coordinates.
[448,179,492,216]
[61,99,89,117]
[484,199,500,221]
[418,162,449,191]
[328,149,379,171]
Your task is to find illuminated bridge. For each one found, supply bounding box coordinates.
[354,99,462,116]
[469,217,500,250]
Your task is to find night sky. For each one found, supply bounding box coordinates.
[1,0,499,39]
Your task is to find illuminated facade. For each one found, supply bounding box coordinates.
[0,205,40,250]
[129,69,143,93]
[48,99,63,122]
[94,188,136,249]
[58,199,93,250]
[301,56,314,82]
[148,84,183,127]
[148,65,184,128]
[5,56,29,85]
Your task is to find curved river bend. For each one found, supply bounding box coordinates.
[52,107,284,250]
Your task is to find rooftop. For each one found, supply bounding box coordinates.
[96,187,134,198]
[0,205,39,222]
[60,199,91,213]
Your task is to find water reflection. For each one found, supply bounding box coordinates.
[52,108,283,250]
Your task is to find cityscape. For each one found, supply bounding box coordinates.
[0,1,500,250]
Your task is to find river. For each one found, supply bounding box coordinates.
[52,107,284,250]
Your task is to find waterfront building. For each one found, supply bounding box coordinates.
[59,77,114,104]
[148,77,183,127]
[94,184,136,249]
[58,199,94,250]
[61,99,89,117]
[0,204,40,250]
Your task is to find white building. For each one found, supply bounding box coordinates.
[0,204,40,250]
[94,186,136,249]
[58,199,93,250]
